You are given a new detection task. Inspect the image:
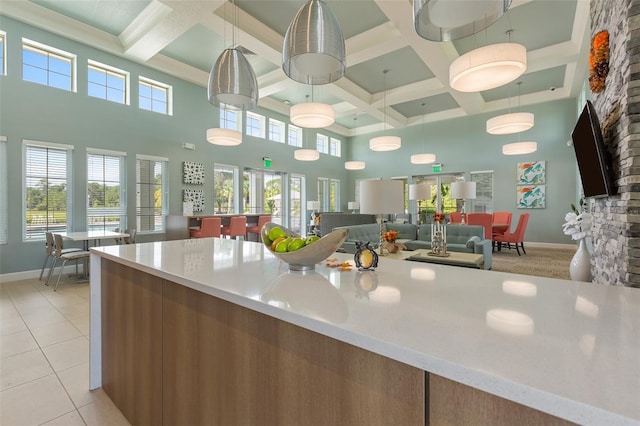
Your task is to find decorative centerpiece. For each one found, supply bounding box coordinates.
[434,212,445,224]
[429,222,449,257]
[380,230,405,254]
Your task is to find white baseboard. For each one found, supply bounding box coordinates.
[524,242,576,250]
[0,264,87,284]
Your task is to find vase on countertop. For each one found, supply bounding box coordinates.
[570,238,592,282]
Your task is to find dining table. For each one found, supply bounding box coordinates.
[60,230,130,251]
[491,223,509,234]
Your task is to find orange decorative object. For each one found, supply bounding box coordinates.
[382,230,398,243]
[434,213,445,223]
[589,30,609,93]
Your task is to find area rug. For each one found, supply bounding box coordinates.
[490,246,576,280]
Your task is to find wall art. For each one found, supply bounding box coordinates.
[517,185,546,209]
[183,161,205,185]
[183,189,205,212]
[517,161,546,185]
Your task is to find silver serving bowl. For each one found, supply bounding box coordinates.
[261,222,348,271]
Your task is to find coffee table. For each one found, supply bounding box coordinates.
[387,249,484,269]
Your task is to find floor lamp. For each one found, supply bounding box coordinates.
[359,180,405,255]
[450,181,476,224]
[409,183,431,224]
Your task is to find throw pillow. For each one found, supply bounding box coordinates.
[466,236,481,248]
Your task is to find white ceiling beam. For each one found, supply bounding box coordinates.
[346,22,407,66]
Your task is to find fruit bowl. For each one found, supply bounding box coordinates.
[261,222,348,271]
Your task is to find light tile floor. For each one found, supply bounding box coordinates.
[1,276,131,425]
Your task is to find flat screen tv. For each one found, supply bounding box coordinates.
[571,100,616,198]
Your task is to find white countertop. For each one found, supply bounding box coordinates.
[91,238,640,425]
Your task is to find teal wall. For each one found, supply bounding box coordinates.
[0,16,579,275]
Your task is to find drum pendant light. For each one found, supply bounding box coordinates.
[370,70,401,152]
[283,0,346,85]
[294,128,320,161]
[345,117,365,170]
[411,103,437,164]
[487,82,534,135]
[290,91,335,128]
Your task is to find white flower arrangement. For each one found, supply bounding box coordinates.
[562,201,592,240]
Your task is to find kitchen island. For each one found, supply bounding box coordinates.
[89,238,640,425]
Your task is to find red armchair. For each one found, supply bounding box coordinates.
[493,213,530,256]
[221,216,247,240]
[190,217,221,238]
[246,215,271,242]
[466,213,492,240]
[449,212,462,223]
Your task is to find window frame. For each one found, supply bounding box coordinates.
[316,133,329,154]
[136,154,169,234]
[87,59,130,105]
[86,148,127,231]
[22,38,76,92]
[138,76,172,115]
[0,136,7,244]
[268,118,286,143]
[220,108,242,132]
[288,124,303,147]
[470,170,494,213]
[329,179,340,212]
[329,137,341,157]
[0,31,6,76]
[213,163,239,214]
[23,139,74,241]
[246,111,266,138]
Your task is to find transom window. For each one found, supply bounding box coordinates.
[288,125,302,147]
[22,38,75,91]
[316,133,329,154]
[246,112,265,138]
[0,32,6,76]
[87,149,127,231]
[329,137,341,157]
[136,155,168,232]
[220,108,241,131]
[139,76,172,115]
[24,140,73,240]
[269,119,285,143]
[88,60,129,105]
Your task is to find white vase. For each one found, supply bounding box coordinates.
[570,239,592,282]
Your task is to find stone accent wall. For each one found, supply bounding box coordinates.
[590,0,640,287]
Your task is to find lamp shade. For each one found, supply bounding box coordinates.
[348,201,360,210]
[502,141,537,155]
[208,47,258,110]
[307,201,320,210]
[206,128,242,146]
[487,112,534,135]
[282,0,346,85]
[294,148,320,161]
[359,180,405,215]
[449,43,526,92]
[290,102,335,128]
[409,183,431,200]
[414,0,513,42]
[410,153,437,164]
[369,136,401,151]
[450,181,477,199]
[345,161,365,170]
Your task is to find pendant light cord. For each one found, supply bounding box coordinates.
[421,103,426,152]
[382,69,389,132]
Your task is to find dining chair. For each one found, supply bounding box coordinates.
[190,218,221,238]
[221,216,247,240]
[48,234,91,291]
[493,213,530,256]
[449,212,462,224]
[492,211,513,236]
[245,215,271,242]
[39,232,82,281]
[124,229,137,244]
[113,227,125,244]
[466,213,492,240]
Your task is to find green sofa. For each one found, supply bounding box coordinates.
[334,223,492,270]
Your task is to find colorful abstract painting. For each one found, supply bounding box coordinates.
[517,161,546,185]
[517,185,546,209]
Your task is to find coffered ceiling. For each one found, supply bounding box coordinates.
[2,0,590,136]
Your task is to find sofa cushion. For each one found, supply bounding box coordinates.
[466,235,481,248]
[446,224,484,245]
[385,223,418,241]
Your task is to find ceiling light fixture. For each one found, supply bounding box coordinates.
[290,92,335,128]
[449,30,526,93]
[370,70,401,152]
[502,141,537,155]
[345,161,365,170]
[414,0,513,42]
[207,0,258,110]
[487,82,534,134]
[411,103,437,164]
[294,128,320,161]
[206,128,242,146]
[283,0,346,85]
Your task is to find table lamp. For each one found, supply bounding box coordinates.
[408,183,431,224]
[348,201,360,214]
[450,181,476,224]
[359,180,405,255]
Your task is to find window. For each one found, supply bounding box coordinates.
[214,164,238,214]
[88,60,129,104]
[87,149,126,231]
[288,125,302,147]
[220,108,241,131]
[24,140,73,240]
[22,38,75,91]
[329,179,340,212]
[243,168,283,224]
[329,137,341,157]
[316,133,329,154]
[136,155,168,232]
[246,112,265,138]
[470,171,494,213]
[139,76,172,115]
[0,32,6,76]
[290,174,304,234]
[269,119,285,143]
[318,178,328,211]
[0,137,7,244]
